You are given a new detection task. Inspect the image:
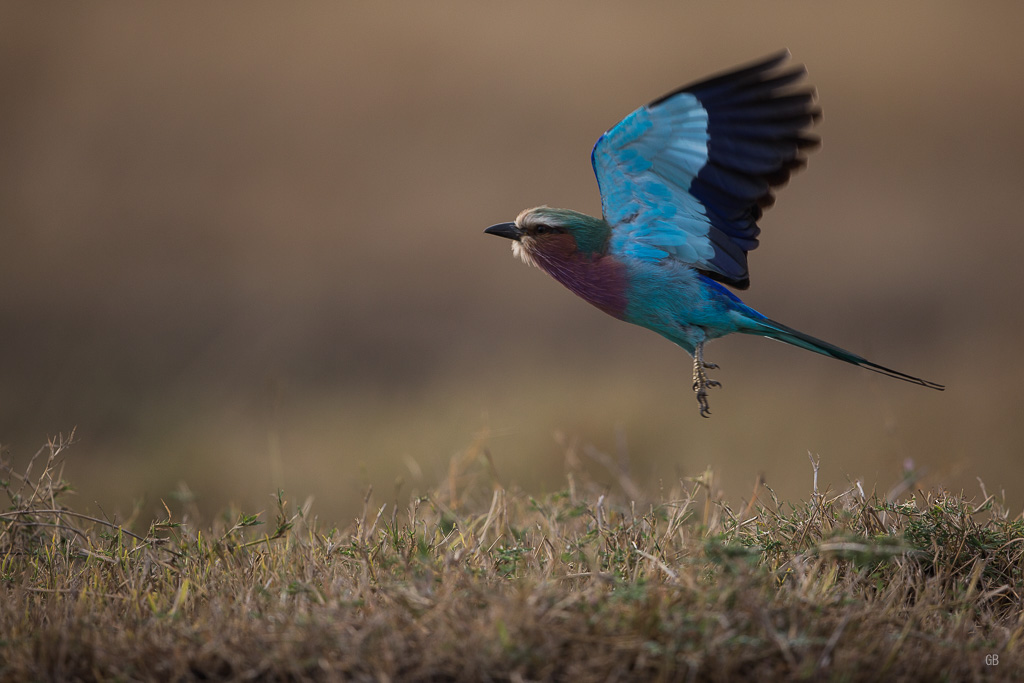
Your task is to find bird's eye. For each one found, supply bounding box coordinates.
[535,224,549,234]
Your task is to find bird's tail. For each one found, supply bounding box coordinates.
[742,316,945,391]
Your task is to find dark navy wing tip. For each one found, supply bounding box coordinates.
[649,50,816,110]
[648,50,796,108]
[797,134,822,149]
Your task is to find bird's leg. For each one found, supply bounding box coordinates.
[691,341,721,418]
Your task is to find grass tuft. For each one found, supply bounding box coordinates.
[1,434,1022,680]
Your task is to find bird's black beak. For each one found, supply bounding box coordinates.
[484,222,522,241]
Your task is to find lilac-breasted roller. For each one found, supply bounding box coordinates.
[485,51,944,417]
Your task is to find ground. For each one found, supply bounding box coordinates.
[2,435,1022,681]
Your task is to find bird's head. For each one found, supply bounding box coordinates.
[484,206,611,267]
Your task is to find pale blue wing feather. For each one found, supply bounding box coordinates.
[592,51,819,289]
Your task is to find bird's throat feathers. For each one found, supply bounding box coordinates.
[517,233,628,319]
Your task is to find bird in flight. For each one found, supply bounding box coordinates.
[485,51,943,417]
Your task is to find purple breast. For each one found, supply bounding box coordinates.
[534,250,628,319]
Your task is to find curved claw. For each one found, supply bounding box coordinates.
[691,341,721,418]
[697,389,713,418]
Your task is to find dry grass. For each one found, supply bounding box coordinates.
[2,434,1023,681]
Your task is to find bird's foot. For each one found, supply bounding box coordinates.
[693,376,722,418]
[692,343,721,418]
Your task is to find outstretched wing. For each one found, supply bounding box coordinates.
[592,50,820,289]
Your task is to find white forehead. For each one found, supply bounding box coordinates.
[516,206,558,229]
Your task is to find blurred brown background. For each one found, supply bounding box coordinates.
[2,3,1022,522]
